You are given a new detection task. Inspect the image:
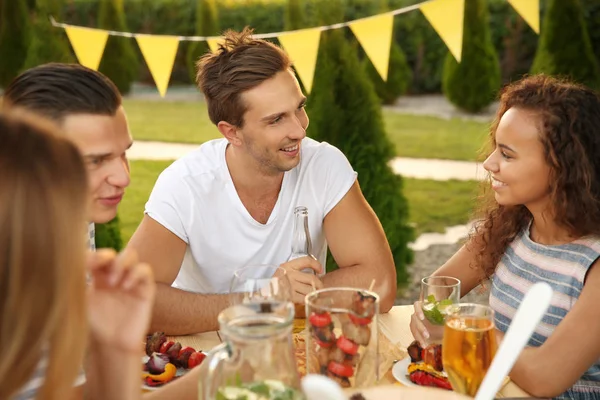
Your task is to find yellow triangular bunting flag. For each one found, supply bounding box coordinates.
[64,26,109,71]
[277,28,322,94]
[507,0,539,34]
[420,0,465,62]
[207,38,225,53]
[136,35,179,98]
[349,14,394,81]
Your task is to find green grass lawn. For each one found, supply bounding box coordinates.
[383,113,489,161]
[123,99,490,162]
[119,160,480,243]
[403,178,480,236]
[119,160,174,243]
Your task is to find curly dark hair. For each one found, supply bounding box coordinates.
[470,74,600,279]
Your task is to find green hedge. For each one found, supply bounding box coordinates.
[0,0,30,88]
[95,215,123,251]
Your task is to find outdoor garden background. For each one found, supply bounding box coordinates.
[1,0,599,303]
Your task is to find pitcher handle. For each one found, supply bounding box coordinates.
[201,342,231,400]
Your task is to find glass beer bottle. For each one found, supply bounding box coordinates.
[288,206,314,331]
[288,206,315,274]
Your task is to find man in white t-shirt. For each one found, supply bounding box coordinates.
[128,28,397,335]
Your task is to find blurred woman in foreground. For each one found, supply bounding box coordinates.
[0,111,155,400]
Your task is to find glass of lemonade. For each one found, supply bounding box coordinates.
[420,276,461,343]
[442,303,498,396]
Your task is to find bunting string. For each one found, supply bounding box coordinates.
[49,1,426,41]
[50,0,538,97]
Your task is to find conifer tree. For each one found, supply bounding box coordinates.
[531,0,600,89]
[186,0,220,84]
[97,0,139,94]
[21,0,75,71]
[363,0,412,104]
[0,0,30,87]
[308,0,414,284]
[442,0,501,112]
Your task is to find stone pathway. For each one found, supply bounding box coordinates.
[126,84,500,125]
[396,241,491,306]
[128,140,485,182]
[384,93,499,123]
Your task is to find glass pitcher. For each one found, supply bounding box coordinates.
[199,301,304,400]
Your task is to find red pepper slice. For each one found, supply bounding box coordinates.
[308,312,332,328]
[144,377,166,387]
[327,361,354,378]
[348,313,372,326]
[409,371,452,390]
[336,336,359,355]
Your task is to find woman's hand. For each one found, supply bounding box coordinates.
[409,301,444,347]
[87,248,156,354]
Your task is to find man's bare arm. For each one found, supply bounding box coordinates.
[151,284,231,334]
[321,181,397,312]
[127,216,232,335]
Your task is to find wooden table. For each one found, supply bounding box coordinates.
[173,305,531,398]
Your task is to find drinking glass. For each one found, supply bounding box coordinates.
[442,303,498,396]
[420,276,461,343]
[229,265,293,306]
[304,288,379,388]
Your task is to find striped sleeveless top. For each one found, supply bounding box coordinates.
[489,224,600,399]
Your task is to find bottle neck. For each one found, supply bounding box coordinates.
[290,209,312,259]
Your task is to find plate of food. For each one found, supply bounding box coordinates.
[142,332,207,390]
[392,341,452,391]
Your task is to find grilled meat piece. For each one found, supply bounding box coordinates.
[166,342,182,364]
[317,346,331,367]
[408,340,423,363]
[311,323,336,345]
[422,344,443,372]
[342,321,371,346]
[145,332,167,357]
[352,291,377,318]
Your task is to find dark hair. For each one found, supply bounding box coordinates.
[472,74,600,279]
[2,63,121,122]
[196,27,291,128]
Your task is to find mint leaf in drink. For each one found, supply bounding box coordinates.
[438,299,453,307]
[247,382,270,396]
[426,294,436,304]
[423,305,445,325]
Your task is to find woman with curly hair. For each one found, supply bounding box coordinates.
[410,75,600,399]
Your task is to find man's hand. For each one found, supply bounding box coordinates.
[87,248,156,354]
[278,256,323,304]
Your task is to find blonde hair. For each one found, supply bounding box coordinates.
[0,111,89,399]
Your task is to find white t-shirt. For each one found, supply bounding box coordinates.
[145,137,357,293]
